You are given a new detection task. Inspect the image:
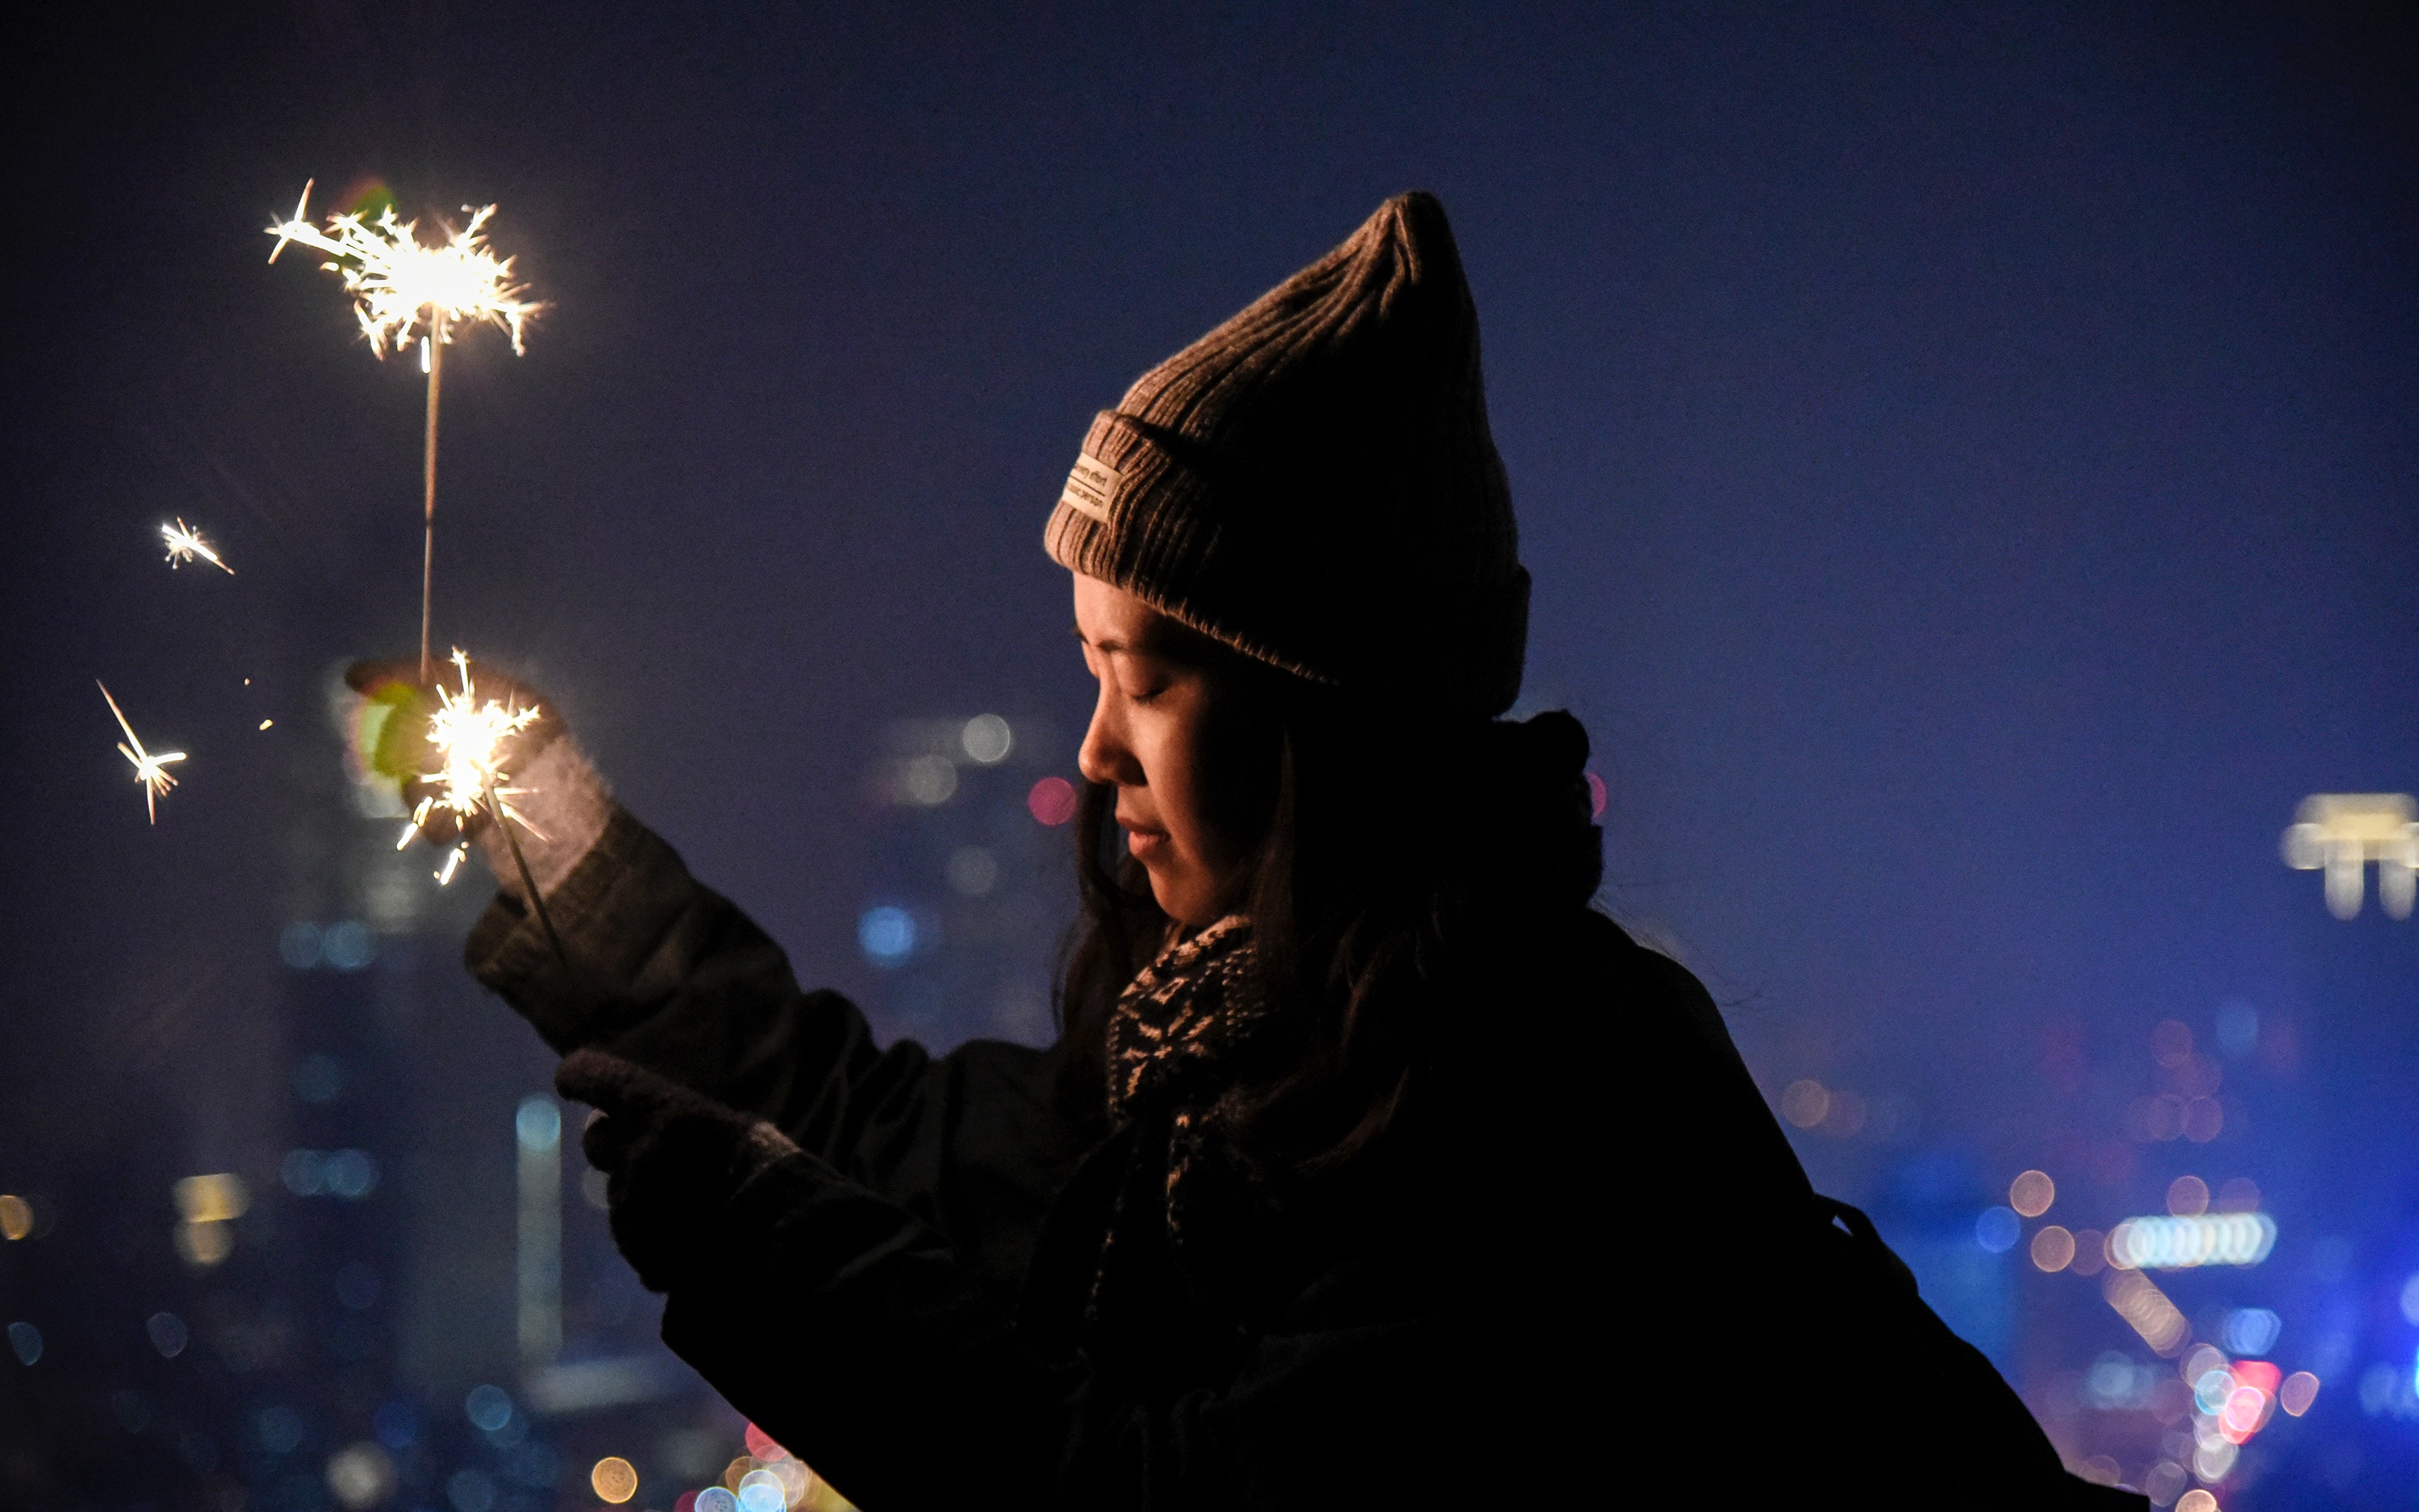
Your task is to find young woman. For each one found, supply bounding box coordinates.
[361,194,2136,1510]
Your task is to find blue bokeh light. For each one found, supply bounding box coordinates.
[322,920,373,970]
[146,1311,187,1358]
[372,1400,418,1450]
[278,922,322,969]
[515,1096,561,1152]
[1974,1206,2022,1254]
[448,1467,496,1512]
[323,1150,379,1200]
[859,906,917,964]
[2222,1307,2282,1356]
[463,1383,513,1432]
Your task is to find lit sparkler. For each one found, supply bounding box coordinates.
[265,180,539,358]
[161,518,234,573]
[404,649,545,867]
[267,180,543,682]
[397,650,568,961]
[97,681,185,824]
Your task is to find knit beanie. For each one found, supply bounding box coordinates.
[1044,192,1529,717]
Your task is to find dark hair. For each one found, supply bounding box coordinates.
[1056,661,1605,1176]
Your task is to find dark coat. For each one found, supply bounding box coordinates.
[470,809,2141,1511]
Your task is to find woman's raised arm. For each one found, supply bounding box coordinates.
[469,802,1094,1297]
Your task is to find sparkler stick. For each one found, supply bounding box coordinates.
[421,322,444,685]
[486,778,566,964]
[97,681,185,824]
[267,182,542,682]
[161,519,234,573]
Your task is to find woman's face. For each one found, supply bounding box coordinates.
[1073,573,1274,927]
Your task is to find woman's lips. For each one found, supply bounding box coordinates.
[1122,821,1169,861]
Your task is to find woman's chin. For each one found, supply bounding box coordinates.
[1145,870,1222,929]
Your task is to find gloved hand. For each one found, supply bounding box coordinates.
[345,656,611,899]
[555,1048,802,1294]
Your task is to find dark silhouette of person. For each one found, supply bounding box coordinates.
[354,193,2142,1510]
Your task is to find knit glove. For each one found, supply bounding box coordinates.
[555,1048,802,1294]
[345,657,613,901]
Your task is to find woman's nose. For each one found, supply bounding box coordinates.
[1077,689,1140,788]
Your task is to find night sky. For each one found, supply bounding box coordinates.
[5,1,2416,1487]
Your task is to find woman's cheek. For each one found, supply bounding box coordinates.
[1167,738,1223,870]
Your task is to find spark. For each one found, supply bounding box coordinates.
[267,180,542,358]
[410,649,546,882]
[97,681,185,824]
[161,518,234,573]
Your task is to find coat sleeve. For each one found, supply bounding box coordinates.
[465,806,1093,1282]
[660,1146,1516,1512]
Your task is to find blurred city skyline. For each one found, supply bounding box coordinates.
[3,5,2415,1508]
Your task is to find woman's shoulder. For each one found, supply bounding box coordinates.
[1508,910,1726,1054]
[1452,908,1811,1203]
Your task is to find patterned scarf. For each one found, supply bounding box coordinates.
[1106,914,1264,1120]
[1083,915,1273,1375]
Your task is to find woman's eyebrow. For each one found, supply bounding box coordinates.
[1072,625,1145,656]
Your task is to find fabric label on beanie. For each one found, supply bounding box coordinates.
[1059,454,1121,522]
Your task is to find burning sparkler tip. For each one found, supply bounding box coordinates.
[160,518,232,573]
[266,181,541,358]
[98,681,185,823]
[402,649,544,862]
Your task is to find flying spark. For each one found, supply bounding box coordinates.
[98,681,185,824]
[161,519,234,573]
[403,649,546,881]
[267,181,541,358]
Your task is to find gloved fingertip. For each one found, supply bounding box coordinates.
[553,1047,626,1107]
[581,1112,632,1173]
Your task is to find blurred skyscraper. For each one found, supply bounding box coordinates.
[0,673,786,1512]
[855,713,1078,1050]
